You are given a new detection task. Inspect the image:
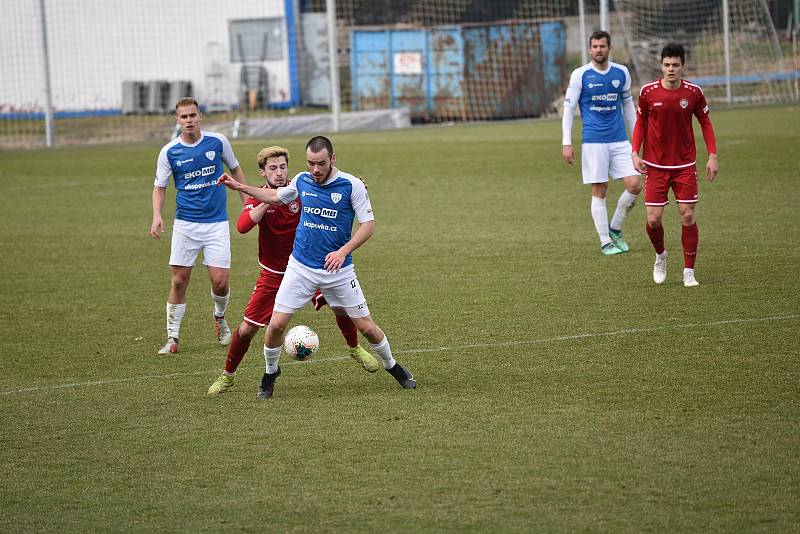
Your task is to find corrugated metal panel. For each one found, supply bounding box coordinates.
[350,30,390,111]
[350,20,565,121]
[540,21,567,98]
[429,27,465,121]
[389,30,429,117]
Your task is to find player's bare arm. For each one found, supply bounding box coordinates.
[228,165,249,205]
[246,202,269,224]
[218,173,282,205]
[150,186,166,239]
[235,200,266,234]
[324,220,375,273]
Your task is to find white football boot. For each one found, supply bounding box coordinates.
[653,251,668,284]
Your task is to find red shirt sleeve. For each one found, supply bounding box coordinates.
[631,91,647,153]
[694,94,717,155]
[236,197,261,234]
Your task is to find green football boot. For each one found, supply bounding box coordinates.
[609,228,630,252]
[350,344,380,373]
[601,242,624,256]
[207,373,235,395]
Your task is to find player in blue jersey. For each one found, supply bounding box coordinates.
[217,136,416,397]
[150,97,248,355]
[562,30,642,255]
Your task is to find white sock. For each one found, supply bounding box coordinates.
[263,345,281,374]
[211,289,230,318]
[368,336,396,370]
[683,268,695,277]
[591,196,610,245]
[610,190,638,231]
[166,302,186,340]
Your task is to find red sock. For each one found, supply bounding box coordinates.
[682,223,698,268]
[646,223,665,254]
[335,314,359,348]
[224,329,253,373]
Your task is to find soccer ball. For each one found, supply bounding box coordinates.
[283,325,319,361]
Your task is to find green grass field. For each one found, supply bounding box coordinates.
[1,104,798,532]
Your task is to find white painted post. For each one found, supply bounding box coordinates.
[579,0,588,64]
[723,0,732,104]
[39,0,55,147]
[326,0,341,132]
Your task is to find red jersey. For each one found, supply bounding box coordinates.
[237,192,301,273]
[632,79,717,169]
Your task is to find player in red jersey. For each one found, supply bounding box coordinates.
[631,43,719,287]
[207,146,380,395]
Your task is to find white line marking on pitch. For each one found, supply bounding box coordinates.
[1,314,796,397]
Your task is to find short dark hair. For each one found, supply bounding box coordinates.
[306,135,334,156]
[589,30,611,46]
[661,43,686,64]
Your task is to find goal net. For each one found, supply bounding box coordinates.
[613,0,796,103]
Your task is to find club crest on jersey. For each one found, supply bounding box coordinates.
[289,202,299,213]
[205,151,215,160]
[680,99,689,109]
[331,193,342,204]
[612,79,620,88]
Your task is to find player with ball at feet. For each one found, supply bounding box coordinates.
[217,136,416,398]
[207,146,381,396]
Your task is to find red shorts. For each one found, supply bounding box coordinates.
[644,165,698,206]
[242,269,283,328]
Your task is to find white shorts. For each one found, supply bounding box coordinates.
[169,220,231,268]
[274,258,370,318]
[581,141,638,184]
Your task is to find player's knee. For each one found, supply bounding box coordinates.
[647,214,662,228]
[171,276,189,293]
[238,322,259,340]
[680,212,696,226]
[628,180,643,195]
[266,318,289,338]
[211,280,228,295]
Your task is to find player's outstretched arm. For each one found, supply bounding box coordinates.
[218,173,283,205]
[150,186,166,239]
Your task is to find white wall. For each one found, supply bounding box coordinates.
[0,0,290,113]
